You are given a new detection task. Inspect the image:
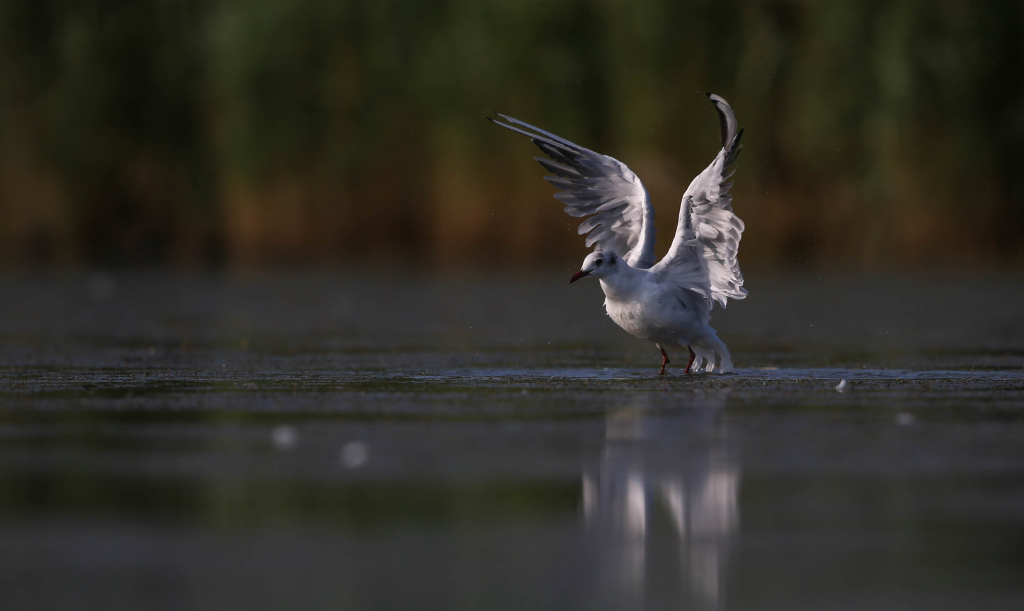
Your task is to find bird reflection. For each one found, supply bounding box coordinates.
[582,394,738,610]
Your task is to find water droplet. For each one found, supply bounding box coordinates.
[340,441,369,468]
[271,425,297,450]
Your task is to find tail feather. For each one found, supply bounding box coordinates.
[690,335,733,373]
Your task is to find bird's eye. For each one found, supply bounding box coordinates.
[595,259,603,266]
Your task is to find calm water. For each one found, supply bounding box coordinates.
[1,271,1022,610]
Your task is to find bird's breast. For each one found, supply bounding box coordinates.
[603,289,703,346]
[604,296,672,341]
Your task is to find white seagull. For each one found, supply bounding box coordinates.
[491,94,747,374]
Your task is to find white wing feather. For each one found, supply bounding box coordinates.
[490,114,657,268]
[652,94,746,309]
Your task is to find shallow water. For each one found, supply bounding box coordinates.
[1,271,1022,610]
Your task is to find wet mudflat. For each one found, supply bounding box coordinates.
[1,271,1023,610]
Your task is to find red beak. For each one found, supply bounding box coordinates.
[569,270,590,284]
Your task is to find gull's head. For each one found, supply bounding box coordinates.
[570,251,619,284]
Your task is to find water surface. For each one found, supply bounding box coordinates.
[1,272,1022,610]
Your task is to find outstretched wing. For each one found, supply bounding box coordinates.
[651,94,746,308]
[490,114,657,268]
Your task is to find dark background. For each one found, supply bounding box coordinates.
[1,0,1023,269]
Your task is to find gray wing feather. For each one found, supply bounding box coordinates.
[490,114,657,268]
[652,94,747,309]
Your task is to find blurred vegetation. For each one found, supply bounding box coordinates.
[1,0,1022,268]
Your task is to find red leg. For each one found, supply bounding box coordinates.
[658,345,670,375]
[685,347,696,374]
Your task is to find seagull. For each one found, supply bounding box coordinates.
[490,94,746,374]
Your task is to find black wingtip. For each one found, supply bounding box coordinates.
[705,93,738,148]
[725,127,745,165]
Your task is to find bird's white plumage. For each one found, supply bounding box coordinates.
[652,94,746,308]
[491,94,746,373]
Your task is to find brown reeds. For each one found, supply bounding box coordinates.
[0,0,1021,268]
